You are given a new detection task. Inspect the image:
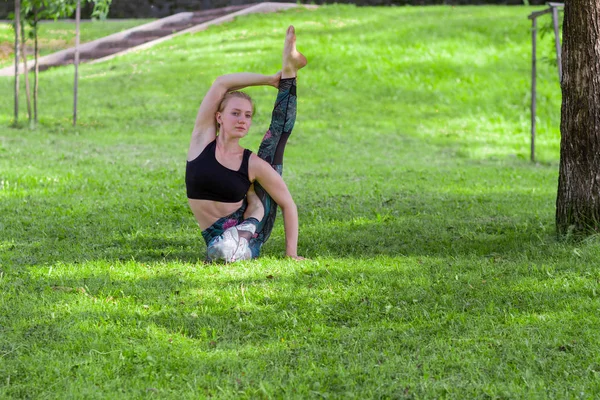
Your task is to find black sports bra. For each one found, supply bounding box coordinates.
[185,140,252,202]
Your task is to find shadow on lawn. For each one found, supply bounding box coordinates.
[1,183,553,267]
[8,264,594,358]
[5,252,595,398]
[278,203,550,260]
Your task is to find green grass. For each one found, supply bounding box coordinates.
[2,4,599,399]
[0,18,154,68]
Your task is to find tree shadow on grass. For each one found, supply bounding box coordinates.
[9,264,597,348]
[273,189,556,261]
[4,247,597,398]
[0,168,556,268]
[4,262,598,397]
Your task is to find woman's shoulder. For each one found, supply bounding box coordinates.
[248,152,268,166]
[248,154,281,181]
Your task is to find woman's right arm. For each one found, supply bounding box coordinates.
[188,73,280,160]
[192,73,280,137]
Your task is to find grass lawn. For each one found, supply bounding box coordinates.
[2,4,599,399]
[0,18,154,68]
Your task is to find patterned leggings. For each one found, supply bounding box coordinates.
[202,77,297,262]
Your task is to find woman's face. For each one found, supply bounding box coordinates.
[217,97,253,138]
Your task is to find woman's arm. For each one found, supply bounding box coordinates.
[250,156,301,259]
[192,72,280,136]
[187,72,281,161]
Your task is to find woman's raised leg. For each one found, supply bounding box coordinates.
[248,26,306,257]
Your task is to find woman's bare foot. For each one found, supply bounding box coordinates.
[244,184,265,222]
[282,25,307,78]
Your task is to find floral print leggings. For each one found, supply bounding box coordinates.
[201,77,298,260]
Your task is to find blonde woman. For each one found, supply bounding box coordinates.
[185,26,307,262]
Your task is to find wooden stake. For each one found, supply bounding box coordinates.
[73,0,81,126]
[14,0,20,124]
[531,17,537,162]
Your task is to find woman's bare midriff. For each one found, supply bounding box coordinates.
[188,198,244,231]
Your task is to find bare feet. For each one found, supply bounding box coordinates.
[282,25,307,78]
[244,184,265,222]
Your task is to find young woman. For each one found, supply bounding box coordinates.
[185,26,307,262]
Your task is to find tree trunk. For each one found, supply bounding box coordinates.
[556,0,600,235]
[13,0,20,124]
[34,10,38,125]
[20,20,32,125]
[73,0,80,126]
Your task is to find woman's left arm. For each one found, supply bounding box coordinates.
[250,156,302,259]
